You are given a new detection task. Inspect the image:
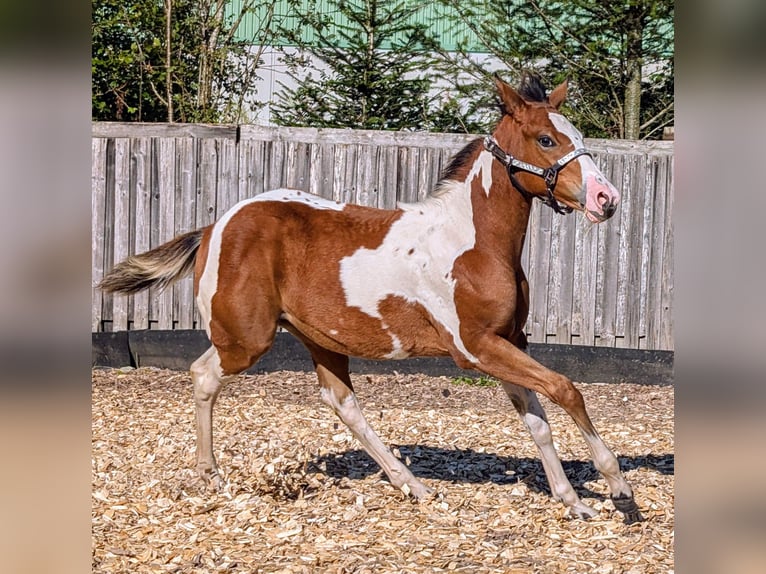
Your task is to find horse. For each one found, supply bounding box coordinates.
[98,73,643,523]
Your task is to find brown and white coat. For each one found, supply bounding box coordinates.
[99,74,642,523]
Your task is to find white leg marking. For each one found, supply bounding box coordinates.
[502,382,597,519]
[190,347,235,489]
[579,429,634,498]
[319,387,432,499]
[577,425,642,521]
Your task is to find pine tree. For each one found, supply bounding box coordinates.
[271,0,443,130]
[433,0,674,139]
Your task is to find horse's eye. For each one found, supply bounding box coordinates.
[538,136,555,148]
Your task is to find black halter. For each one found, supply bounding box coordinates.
[483,135,592,214]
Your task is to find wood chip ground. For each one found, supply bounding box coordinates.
[92,368,674,573]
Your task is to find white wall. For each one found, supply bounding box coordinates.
[247,47,503,126]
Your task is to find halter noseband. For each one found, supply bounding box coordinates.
[483,135,591,214]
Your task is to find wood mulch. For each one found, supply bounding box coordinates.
[92,368,674,573]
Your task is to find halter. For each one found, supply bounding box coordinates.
[483,135,592,214]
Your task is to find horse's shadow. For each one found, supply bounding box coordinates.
[311,445,674,500]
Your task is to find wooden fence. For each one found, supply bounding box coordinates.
[92,123,674,351]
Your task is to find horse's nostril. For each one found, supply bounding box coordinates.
[597,191,610,208]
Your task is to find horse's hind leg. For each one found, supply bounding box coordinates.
[190,346,235,489]
[502,382,597,519]
[190,326,276,489]
[305,342,433,500]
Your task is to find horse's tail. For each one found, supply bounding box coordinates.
[98,229,205,295]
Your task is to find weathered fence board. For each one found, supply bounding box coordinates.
[91,123,674,350]
[132,137,152,330]
[91,138,108,332]
[156,138,175,330]
[176,138,197,329]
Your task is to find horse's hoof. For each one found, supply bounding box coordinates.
[198,468,223,491]
[622,508,644,524]
[402,481,434,501]
[612,494,645,524]
[570,501,598,520]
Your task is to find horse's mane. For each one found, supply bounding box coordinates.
[422,137,482,199]
[440,138,483,182]
[427,72,548,198]
[518,72,549,103]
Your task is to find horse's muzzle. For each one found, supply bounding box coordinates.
[583,175,620,222]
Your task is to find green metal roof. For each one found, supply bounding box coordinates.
[225,0,484,52]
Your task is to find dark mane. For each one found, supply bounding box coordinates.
[439,138,483,182]
[518,72,548,103]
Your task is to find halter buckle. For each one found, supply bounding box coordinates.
[543,167,558,187]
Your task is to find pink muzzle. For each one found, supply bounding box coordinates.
[583,174,620,222]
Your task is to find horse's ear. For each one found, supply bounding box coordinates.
[548,79,568,109]
[494,73,526,116]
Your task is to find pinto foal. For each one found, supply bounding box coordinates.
[100,75,643,523]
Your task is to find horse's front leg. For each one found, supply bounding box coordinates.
[502,381,598,519]
[463,333,643,523]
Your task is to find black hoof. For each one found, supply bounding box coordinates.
[612,494,645,524]
[623,509,645,524]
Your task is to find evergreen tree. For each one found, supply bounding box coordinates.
[434,0,674,139]
[271,0,449,131]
